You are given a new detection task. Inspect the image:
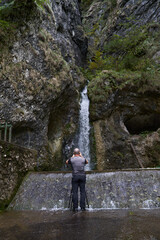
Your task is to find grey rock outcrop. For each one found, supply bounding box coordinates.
[0,0,88,169]
[83,0,160,51]
[88,70,160,170]
[84,0,160,169]
[0,140,37,209]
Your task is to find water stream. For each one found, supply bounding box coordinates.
[78,86,91,171]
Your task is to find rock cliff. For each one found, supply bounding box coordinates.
[1,0,160,172]
[83,0,160,169]
[0,0,87,170]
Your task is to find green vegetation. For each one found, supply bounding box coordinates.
[81,0,117,11]
[0,0,47,25]
[105,0,117,11]
[88,70,141,103]
[85,22,160,101]
[0,172,27,211]
[81,0,93,10]
[139,131,154,138]
[104,25,150,71]
[0,0,48,51]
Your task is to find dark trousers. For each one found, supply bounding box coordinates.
[72,174,86,209]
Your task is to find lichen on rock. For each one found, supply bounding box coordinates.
[0,0,87,170]
[84,0,160,169]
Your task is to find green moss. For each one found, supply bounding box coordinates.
[139,131,154,138]
[90,124,97,170]
[104,0,117,11]
[0,172,27,210]
[63,123,73,136]
[114,151,125,159]
[84,22,160,102]
[81,0,93,10]
[146,142,160,168]
[83,16,160,88]
[81,0,117,12]
[88,70,141,103]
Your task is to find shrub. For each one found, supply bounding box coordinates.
[88,70,142,103]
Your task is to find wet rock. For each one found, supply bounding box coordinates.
[83,0,160,51]
[88,71,160,169]
[8,170,160,210]
[83,0,160,169]
[0,0,87,169]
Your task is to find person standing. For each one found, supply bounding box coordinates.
[66,148,88,212]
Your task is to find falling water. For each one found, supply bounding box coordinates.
[9,170,160,210]
[78,86,91,170]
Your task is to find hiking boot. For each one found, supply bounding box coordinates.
[81,208,86,211]
[73,208,78,212]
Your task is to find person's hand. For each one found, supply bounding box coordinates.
[79,152,83,157]
[66,160,69,164]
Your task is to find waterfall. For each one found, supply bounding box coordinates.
[78,86,91,170]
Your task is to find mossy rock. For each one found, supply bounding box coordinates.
[88,70,141,104]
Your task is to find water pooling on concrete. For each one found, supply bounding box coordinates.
[78,86,91,171]
[9,170,160,210]
[0,210,160,240]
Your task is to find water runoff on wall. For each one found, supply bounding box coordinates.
[78,85,91,171]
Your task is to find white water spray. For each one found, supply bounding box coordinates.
[78,86,91,170]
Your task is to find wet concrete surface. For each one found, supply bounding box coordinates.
[0,210,160,240]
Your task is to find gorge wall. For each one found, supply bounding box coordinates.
[82,0,160,169]
[0,0,87,170]
[1,0,160,174]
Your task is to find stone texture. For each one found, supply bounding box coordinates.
[88,71,160,169]
[0,0,87,169]
[83,0,160,170]
[9,170,160,210]
[83,0,160,51]
[0,140,37,208]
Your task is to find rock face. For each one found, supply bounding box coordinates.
[0,0,87,169]
[0,140,37,209]
[88,71,160,169]
[83,0,160,51]
[1,0,160,173]
[83,0,160,169]
[9,170,160,210]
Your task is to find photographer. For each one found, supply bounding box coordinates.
[66,148,88,212]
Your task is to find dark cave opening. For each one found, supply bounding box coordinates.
[125,113,160,135]
[12,127,34,148]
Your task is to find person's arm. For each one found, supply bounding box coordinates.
[66,158,71,165]
[85,159,88,164]
[79,152,83,157]
[66,159,69,164]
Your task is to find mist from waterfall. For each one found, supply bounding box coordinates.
[78,86,91,171]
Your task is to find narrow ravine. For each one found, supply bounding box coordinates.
[78,86,91,171]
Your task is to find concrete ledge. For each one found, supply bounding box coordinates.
[30,168,160,174]
[9,170,160,210]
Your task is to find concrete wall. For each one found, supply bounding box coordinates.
[0,140,37,209]
[9,169,160,210]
